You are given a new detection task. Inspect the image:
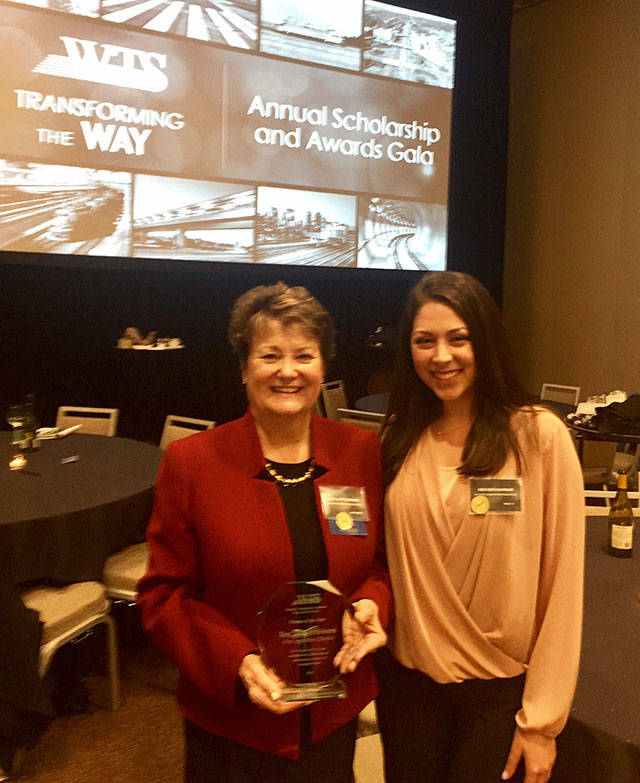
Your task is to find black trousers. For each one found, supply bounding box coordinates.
[184,716,357,783]
[375,649,526,783]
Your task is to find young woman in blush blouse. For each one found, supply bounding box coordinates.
[376,271,584,783]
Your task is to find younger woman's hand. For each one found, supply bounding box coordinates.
[239,653,311,714]
[502,727,556,783]
[334,599,387,674]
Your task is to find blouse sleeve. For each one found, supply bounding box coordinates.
[136,444,256,711]
[516,413,585,737]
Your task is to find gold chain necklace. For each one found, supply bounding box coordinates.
[264,459,315,486]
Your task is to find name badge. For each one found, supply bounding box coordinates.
[318,485,369,536]
[469,478,522,515]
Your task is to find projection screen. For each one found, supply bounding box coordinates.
[0,0,456,270]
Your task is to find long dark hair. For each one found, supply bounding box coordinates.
[382,271,532,484]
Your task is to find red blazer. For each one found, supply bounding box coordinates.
[137,410,391,759]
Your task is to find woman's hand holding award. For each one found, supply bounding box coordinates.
[257,580,350,702]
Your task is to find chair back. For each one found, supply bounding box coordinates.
[540,383,580,406]
[581,440,617,486]
[320,380,347,419]
[103,543,149,602]
[585,488,640,516]
[336,408,385,434]
[159,415,215,450]
[56,406,119,436]
[613,444,640,487]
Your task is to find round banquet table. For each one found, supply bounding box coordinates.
[553,520,640,781]
[0,433,162,584]
[567,420,640,444]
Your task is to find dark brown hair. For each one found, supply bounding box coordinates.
[228,281,335,368]
[383,271,532,484]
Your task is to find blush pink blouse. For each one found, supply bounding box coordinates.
[385,408,584,737]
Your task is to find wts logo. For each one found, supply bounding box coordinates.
[33,37,168,93]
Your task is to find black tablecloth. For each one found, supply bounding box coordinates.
[554,520,640,781]
[0,434,161,583]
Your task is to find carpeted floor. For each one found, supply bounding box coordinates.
[17,621,184,783]
[14,615,384,783]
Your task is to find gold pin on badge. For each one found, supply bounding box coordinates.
[470,495,490,515]
[336,511,354,531]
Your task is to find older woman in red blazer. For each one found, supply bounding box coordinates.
[137,282,391,783]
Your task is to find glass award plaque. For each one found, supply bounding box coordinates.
[257,580,349,702]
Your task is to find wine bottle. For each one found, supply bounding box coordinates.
[608,472,634,558]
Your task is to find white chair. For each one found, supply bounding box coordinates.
[612,444,640,486]
[56,406,119,437]
[336,408,385,434]
[540,383,580,406]
[584,488,640,516]
[159,415,215,450]
[354,701,383,782]
[103,543,149,603]
[21,581,119,710]
[353,734,384,783]
[320,380,348,420]
[357,700,379,738]
[580,440,617,488]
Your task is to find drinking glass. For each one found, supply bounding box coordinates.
[6,404,27,444]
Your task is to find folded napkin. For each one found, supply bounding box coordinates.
[35,425,82,439]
